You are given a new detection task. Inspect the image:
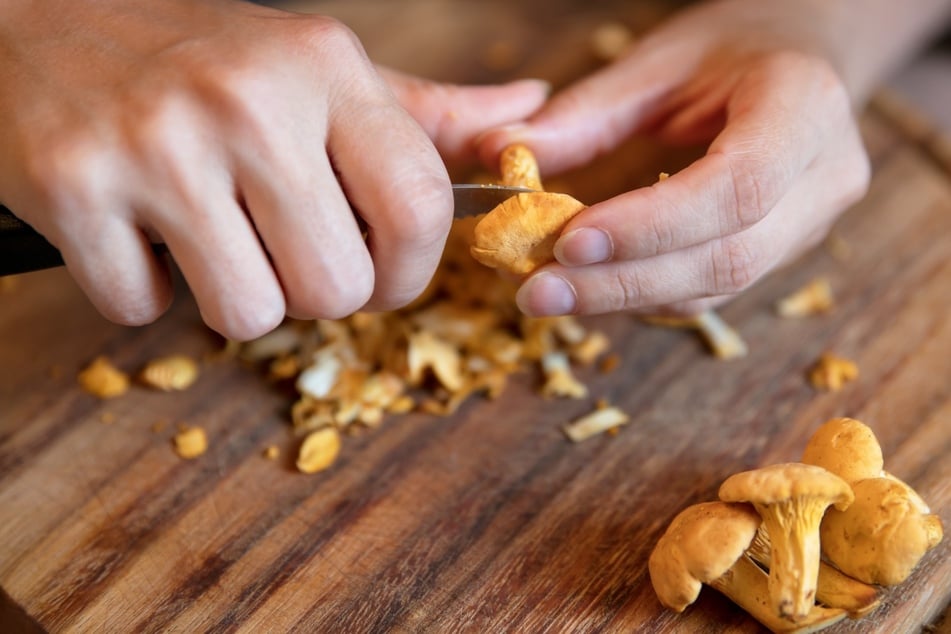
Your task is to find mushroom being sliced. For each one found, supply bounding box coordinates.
[719,463,853,622]
[648,502,847,633]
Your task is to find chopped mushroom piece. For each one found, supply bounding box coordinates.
[77,356,130,399]
[540,352,588,399]
[746,526,880,619]
[173,426,208,460]
[648,502,847,633]
[808,353,858,391]
[589,21,634,62]
[563,406,629,442]
[776,278,834,318]
[719,463,854,622]
[139,354,200,391]
[643,310,748,359]
[296,427,341,474]
[407,331,464,392]
[820,476,944,586]
[801,417,884,483]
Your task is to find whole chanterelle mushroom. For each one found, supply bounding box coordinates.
[820,476,944,586]
[719,463,853,622]
[801,417,884,483]
[648,502,847,633]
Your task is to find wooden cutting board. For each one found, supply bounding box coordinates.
[1,1,949,632]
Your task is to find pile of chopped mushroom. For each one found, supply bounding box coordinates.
[649,416,944,633]
[235,145,621,473]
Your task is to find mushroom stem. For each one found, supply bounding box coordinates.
[713,555,848,634]
[747,527,880,618]
[757,501,824,621]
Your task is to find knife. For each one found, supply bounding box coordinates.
[0,184,532,276]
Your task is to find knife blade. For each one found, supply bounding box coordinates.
[451,184,535,219]
[0,184,532,276]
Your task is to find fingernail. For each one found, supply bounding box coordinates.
[554,228,613,266]
[516,272,577,316]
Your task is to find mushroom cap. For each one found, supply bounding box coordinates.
[648,502,761,612]
[471,192,586,275]
[802,418,884,483]
[821,476,944,585]
[719,463,853,510]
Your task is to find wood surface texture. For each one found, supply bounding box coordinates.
[1,1,949,632]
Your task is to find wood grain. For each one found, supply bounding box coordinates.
[1,1,949,632]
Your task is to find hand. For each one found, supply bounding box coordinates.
[0,0,548,339]
[479,0,871,317]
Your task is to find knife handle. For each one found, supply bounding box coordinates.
[0,204,66,275]
[0,205,168,277]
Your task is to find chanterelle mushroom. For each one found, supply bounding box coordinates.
[801,417,884,483]
[820,476,944,586]
[719,463,853,622]
[746,526,880,619]
[649,501,847,633]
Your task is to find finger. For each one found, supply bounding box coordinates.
[517,154,856,316]
[328,75,455,312]
[552,53,849,268]
[56,215,173,326]
[235,145,376,322]
[378,67,550,164]
[10,142,174,325]
[476,43,698,174]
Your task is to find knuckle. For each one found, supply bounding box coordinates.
[294,16,364,62]
[710,235,761,295]
[25,134,113,229]
[387,176,454,245]
[613,266,652,311]
[720,146,776,231]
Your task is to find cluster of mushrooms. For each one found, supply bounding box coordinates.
[649,417,944,633]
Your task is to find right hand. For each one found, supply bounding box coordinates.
[0,0,548,340]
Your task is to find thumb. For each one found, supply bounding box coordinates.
[378,67,549,165]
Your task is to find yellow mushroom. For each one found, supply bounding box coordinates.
[820,476,944,586]
[801,417,884,483]
[746,526,880,619]
[718,463,853,622]
[648,501,847,633]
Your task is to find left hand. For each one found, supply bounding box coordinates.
[478,0,871,317]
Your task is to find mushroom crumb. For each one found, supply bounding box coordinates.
[776,278,834,318]
[78,356,130,399]
[139,354,200,391]
[808,353,858,391]
[173,426,208,459]
[563,406,629,442]
[642,309,748,360]
[296,427,341,474]
[589,21,634,62]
